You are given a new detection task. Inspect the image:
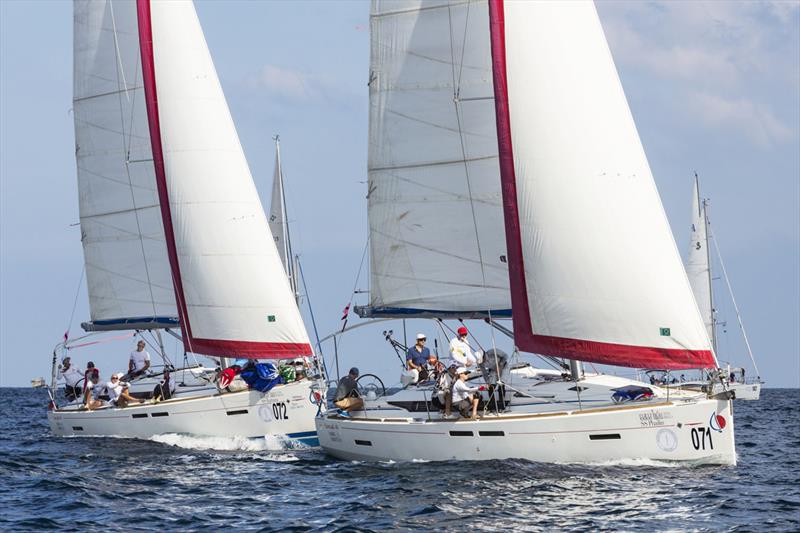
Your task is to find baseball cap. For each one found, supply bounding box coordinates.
[349,367,359,377]
[416,333,426,340]
[457,326,468,336]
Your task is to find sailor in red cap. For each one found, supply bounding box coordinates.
[448,326,482,368]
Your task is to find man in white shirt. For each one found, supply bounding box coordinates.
[126,340,151,380]
[57,357,84,402]
[83,370,105,410]
[107,373,143,408]
[452,367,483,419]
[449,326,482,368]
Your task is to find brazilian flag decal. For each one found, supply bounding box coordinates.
[659,327,671,336]
[268,315,276,323]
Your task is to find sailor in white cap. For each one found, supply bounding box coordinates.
[406,333,430,372]
[451,367,483,419]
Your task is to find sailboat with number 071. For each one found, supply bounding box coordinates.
[316,0,736,465]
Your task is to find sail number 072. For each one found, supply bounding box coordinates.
[691,427,713,450]
[272,402,289,420]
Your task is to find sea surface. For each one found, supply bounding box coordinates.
[0,387,797,532]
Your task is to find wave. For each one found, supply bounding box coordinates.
[149,433,305,454]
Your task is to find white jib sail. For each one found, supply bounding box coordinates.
[686,175,715,349]
[268,138,290,278]
[73,0,177,330]
[147,0,311,357]
[500,1,712,361]
[365,0,510,317]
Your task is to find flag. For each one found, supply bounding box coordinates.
[341,303,350,322]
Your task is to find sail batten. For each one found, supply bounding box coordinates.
[489,0,714,370]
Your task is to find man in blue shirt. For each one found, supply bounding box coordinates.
[406,333,430,372]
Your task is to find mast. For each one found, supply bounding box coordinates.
[699,175,718,354]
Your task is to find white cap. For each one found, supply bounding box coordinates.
[112,372,124,379]
[457,367,468,374]
[416,333,426,340]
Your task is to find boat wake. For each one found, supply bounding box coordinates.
[150,433,306,454]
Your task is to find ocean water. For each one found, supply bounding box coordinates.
[0,388,797,532]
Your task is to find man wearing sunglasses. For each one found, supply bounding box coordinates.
[406,333,430,373]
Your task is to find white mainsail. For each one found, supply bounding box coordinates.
[73,0,177,330]
[137,0,311,358]
[361,0,510,318]
[686,175,716,350]
[490,0,714,369]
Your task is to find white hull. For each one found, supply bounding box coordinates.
[317,397,736,465]
[49,380,321,446]
[731,382,761,401]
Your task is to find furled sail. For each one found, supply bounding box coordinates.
[686,175,716,351]
[359,0,510,318]
[489,0,715,369]
[74,0,178,331]
[137,0,311,358]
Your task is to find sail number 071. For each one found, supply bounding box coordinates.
[691,427,713,450]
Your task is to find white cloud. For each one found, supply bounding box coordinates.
[245,64,314,101]
[597,0,799,149]
[689,91,794,148]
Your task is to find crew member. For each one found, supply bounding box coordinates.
[449,326,482,368]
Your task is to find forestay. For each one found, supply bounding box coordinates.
[489,0,715,369]
[361,0,510,318]
[686,175,715,351]
[73,0,177,331]
[137,0,311,358]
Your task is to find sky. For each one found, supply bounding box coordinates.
[0,0,798,388]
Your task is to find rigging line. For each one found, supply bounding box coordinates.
[297,256,328,378]
[108,1,130,103]
[109,4,160,324]
[338,235,370,354]
[64,265,86,341]
[447,0,499,361]
[710,226,760,378]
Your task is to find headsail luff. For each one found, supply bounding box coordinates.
[361,0,510,319]
[73,0,177,331]
[136,0,311,359]
[686,174,717,353]
[489,0,715,370]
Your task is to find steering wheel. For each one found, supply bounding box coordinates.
[356,373,386,398]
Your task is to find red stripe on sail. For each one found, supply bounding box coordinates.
[488,1,714,370]
[525,335,715,370]
[488,0,532,342]
[137,0,194,352]
[189,339,313,359]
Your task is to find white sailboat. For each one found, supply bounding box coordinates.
[684,174,762,400]
[316,0,736,464]
[48,0,325,445]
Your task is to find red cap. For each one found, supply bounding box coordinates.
[457,326,468,336]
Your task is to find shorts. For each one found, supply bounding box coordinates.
[457,397,476,415]
[334,397,361,409]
